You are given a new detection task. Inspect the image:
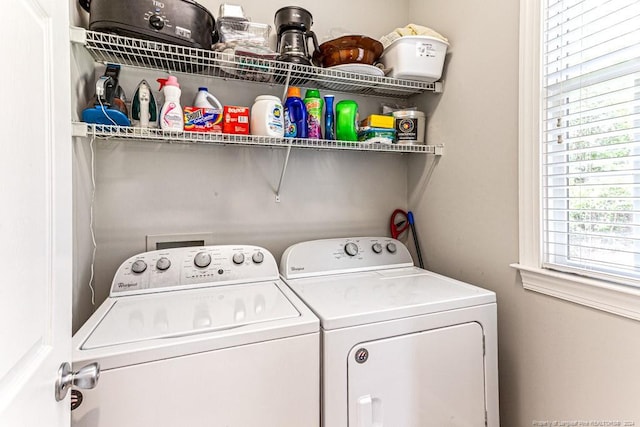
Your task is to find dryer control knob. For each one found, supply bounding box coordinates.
[194,252,212,268]
[232,252,245,265]
[156,257,171,271]
[131,259,147,274]
[372,243,383,253]
[252,251,264,264]
[344,242,359,257]
[386,242,397,253]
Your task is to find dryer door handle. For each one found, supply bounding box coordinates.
[356,394,383,427]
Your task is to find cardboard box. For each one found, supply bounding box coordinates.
[223,106,250,134]
[184,107,223,133]
[359,114,395,129]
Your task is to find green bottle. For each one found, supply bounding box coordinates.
[304,89,324,139]
[335,100,359,142]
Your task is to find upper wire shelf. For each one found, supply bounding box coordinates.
[73,123,443,155]
[72,28,440,98]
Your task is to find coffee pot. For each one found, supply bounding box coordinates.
[274,6,319,65]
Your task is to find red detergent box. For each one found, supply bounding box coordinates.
[223,106,250,134]
[183,107,223,133]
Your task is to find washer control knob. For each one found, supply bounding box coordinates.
[131,259,147,274]
[252,251,264,264]
[372,243,383,254]
[156,257,171,271]
[232,252,245,265]
[194,252,212,268]
[344,242,359,257]
[149,14,165,30]
[386,242,397,253]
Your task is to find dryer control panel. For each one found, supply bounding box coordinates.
[280,237,414,279]
[110,245,278,296]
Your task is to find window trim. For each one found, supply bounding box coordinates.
[514,0,640,321]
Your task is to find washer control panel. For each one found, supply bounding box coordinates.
[280,237,414,279]
[110,245,277,296]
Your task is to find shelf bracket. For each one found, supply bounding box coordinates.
[275,144,293,202]
[72,122,88,137]
[281,64,293,102]
[69,26,87,45]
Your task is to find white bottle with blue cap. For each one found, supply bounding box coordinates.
[193,87,222,111]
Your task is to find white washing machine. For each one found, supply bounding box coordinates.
[280,237,499,427]
[72,245,319,427]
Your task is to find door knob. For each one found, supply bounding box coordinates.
[55,362,100,401]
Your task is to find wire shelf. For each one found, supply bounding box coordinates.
[77,28,439,98]
[75,123,442,154]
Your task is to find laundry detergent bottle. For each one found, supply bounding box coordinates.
[193,87,222,111]
[304,89,323,139]
[284,86,308,138]
[157,75,184,131]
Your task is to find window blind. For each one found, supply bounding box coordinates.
[542,0,640,286]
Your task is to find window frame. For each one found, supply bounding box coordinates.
[514,0,640,321]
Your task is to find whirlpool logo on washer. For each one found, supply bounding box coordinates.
[290,266,305,272]
[117,282,139,289]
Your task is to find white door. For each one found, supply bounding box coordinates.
[348,323,486,427]
[0,0,73,426]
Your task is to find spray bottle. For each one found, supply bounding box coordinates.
[157,75,183,131]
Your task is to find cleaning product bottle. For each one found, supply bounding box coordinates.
[304,89,323,139]
[324,95,335,140]
[336,100,359,141]
[193,87,223,111]
[284,86,308,138]
[157,75,184,131]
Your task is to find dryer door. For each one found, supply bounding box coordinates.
[347,322,486,427]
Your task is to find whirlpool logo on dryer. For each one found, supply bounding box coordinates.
[290,266,305,272]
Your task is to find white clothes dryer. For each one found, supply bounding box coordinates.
[72,245,319,427]
[280,237,499,427]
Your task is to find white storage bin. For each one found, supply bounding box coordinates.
[380,35,449,82]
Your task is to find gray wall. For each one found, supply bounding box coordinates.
[407,1,640,426]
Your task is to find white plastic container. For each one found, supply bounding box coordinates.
[251,95,284,137]
[158,76,184,131]
[380,36,449,83]
[193,87,223,111]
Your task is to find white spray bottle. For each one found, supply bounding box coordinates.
[157,75,184,131]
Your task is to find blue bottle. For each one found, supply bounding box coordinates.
[284,87,308,138]
[324,95,335,140]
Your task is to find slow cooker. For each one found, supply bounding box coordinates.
[79,0,217,49]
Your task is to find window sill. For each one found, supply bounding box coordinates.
[511,264,640,322]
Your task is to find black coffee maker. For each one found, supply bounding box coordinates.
[274,6,319,65]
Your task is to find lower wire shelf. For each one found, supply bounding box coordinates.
[73,123,444,155]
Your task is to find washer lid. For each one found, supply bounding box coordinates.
[284,267,496,330]
[81,281,300,349]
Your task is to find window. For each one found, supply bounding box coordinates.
[515,0,640,320]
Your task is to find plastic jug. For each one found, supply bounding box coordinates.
[193,87,222,110]
[335,100,358,141]
[284,86,308,138]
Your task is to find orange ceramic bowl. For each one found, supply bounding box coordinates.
[313,35,384,68]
